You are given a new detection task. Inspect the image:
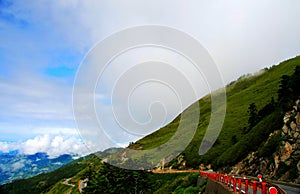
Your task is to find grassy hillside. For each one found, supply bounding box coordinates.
[130,55,300,168]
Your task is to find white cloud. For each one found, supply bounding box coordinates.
[0,134,91,157]
[0,141,19,153]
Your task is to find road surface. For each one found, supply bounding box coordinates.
[277,184,300,194]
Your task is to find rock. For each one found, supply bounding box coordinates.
[280,142,293,162]
[284,114,290,124]
[296,112,300,125]
[269,132,274,137]
[294,132,299,139]
[248,152,257,164]
[292,143,298,150]
[297,161,300,172]
[274,130,281,135]
[293,105,298,111]
[282,125,289,134]
[274,154,280,172]
[290,121,297,131]
[259,160,268,173]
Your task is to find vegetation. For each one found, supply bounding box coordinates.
[0,155,92,194]
[258,132,282,157]
[82,156,200,194]
[130,56,300,169]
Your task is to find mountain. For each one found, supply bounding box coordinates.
[128,55,300,169]
[0,152,74,185]
[1,56,299,193]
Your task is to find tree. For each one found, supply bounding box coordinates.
[290,66,300,99]
[277,66,300,111]
[277,75,291,103]
[248,103,258,129]
[83,162,151,194]
[258,97,276,119]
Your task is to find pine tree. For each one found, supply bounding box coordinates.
[247,103,258,129]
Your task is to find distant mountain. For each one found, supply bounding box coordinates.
[0,152,74,185]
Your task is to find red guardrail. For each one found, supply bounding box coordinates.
[200,171,286,194]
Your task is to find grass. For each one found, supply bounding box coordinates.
[129,55,300,168]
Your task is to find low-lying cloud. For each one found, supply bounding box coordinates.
[0,133,90,157]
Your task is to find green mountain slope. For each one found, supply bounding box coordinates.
[130,55,300,168]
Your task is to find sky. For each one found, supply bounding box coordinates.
[0,0,300,156]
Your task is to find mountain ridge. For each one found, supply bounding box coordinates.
[0,152,75,185]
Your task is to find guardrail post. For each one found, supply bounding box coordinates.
[233,178,237,192]
[253,181,257,194]
[227,177,230,189]
[261,182,267,194]
[269,187,278,194]
[245,179,248,194]
[238,179,242,194]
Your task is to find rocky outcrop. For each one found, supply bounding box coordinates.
[231,99,300,183]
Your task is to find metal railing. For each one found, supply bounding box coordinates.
[200,171,286,194]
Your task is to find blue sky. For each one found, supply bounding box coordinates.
[0,0,300,156]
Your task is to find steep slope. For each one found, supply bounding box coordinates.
[232,99,300,183]
[129,55,300,168]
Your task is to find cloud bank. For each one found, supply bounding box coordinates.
[0,132,90,157]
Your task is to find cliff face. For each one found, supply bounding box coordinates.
[232,99,300,183]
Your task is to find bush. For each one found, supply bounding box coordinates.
[258,133,282,157]
[216,112,282,166]
[277,162,289,178]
